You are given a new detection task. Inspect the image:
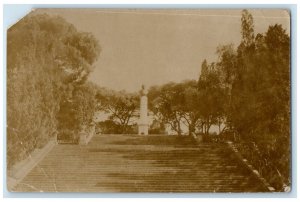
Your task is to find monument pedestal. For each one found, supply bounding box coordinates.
[138,123,148,135]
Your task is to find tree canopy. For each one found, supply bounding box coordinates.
[7,13,101,167]
[96,88,139,134]
[146,10,290,190]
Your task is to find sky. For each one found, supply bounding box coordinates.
[35,9,290,93]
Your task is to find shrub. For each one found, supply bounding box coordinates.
[57,129,79,144]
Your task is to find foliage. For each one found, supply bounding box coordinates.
[149,82,184,135]
[197,61,226,134]
[240,9,255,47]
[235,141,288,190]
[148,71,226,136]
[216,11,290,190]
[96,88,139,134]
[147,10,290,190]
[57,129,79,144]
[96,120,137,134]
[149,119,166,134]
[7,13,100,167]
[96,120,123,134]
[148,80,205,135]
[56,82,98,141]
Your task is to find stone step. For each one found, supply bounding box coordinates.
[12,134,269,192]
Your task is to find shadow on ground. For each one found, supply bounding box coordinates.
[12,134,269,192]
[93,135,268,192]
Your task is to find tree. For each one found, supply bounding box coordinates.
[216,44,238,131]
[215,10,290,189]
[7,13,101,166]
[149,82,184,135]
[241,9,255,47]
[229,9,258,138]
[254,25,290,187]
[148,80,204,136]
[57,82,98,136]
[96,89,139,134]
[179,81,201,135]
[197,62,226,135]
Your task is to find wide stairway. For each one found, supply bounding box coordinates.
[12,134,268,192]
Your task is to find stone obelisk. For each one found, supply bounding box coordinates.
[138,85,149,135]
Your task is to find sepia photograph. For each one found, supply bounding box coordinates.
[6,8,291,193]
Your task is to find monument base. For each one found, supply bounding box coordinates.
[138,124,148,135]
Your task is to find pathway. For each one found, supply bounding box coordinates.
[12,134,268,192]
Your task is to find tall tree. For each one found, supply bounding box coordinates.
[216,44,238,130]
[215,10,290,189]
[181,82,201,135]
[198,62,225,134]
[7,13,101,166]
[241,9,255,47]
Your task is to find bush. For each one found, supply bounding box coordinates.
[57,129,79,144]
[7,13,100,166]
[149,128,165,134]
[96,120,137,134]
[200,133,222,143]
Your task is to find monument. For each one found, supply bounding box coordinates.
[138,85,149,135]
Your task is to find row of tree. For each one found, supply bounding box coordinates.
[146,10,290,190]
[7,13,101,167]
[95,87,173,134]
[147,76,225,136]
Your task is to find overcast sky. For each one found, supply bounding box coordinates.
[35,9,290,92]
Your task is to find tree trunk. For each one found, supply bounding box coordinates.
[177,120,182,135]
[218,118,221,134]
[189,121,195,136]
